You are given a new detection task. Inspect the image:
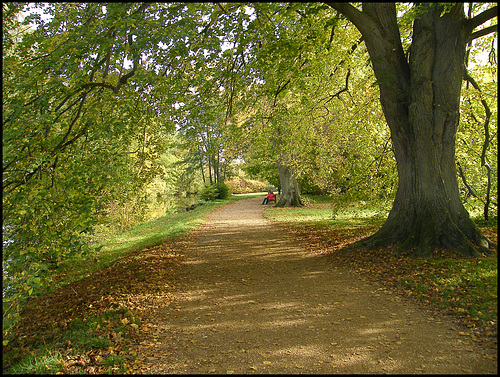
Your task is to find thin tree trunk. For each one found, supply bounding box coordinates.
[463,68,493,222]
[208,156,213,184]
[200,155,206,184]
[457,161,476,200]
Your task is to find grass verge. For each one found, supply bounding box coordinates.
[3,308,135,374]
[53,194,258,290]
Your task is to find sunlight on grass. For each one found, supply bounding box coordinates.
[7,349,64,374]
[4,307,140,374]
[51,195,258,292]
[397,256,498,323]
[4,194,496,374]
[4,195,259,375]
[266,208,334,223]
[264,197,389,229]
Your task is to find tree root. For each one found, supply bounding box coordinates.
[339,214,496,259]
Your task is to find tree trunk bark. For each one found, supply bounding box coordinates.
[329,3,496,258]
[208,156,213,184]
[199,154,206,184]
[275,158,303,207]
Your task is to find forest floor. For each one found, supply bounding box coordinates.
[7,196,497,374]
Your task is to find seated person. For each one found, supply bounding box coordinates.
[262,190,275,205]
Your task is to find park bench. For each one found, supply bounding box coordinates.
[266,195,277,204]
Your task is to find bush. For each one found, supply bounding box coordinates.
[199,182,232,201]
[199,183,218,201]
[225,178,268,194]
[216,183,231,199]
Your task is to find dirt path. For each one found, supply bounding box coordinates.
[136,197,497,374]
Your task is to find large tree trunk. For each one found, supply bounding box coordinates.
[330,3,496,258]
[276,158,303,207]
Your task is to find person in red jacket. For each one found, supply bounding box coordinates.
[262,190,275,205]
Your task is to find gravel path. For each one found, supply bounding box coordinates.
[138,197,497,374]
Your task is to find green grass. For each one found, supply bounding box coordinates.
[394,257,498,323]
[52,194,259,290]
[5,349,64,374]
[4,194,497,373]
[264,195,389,229]
[3,308,134,374]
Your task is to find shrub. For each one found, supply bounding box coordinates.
[216,183,231,199]
[225,178,268,194]
[199,183,218,201]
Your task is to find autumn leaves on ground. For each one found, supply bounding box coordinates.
[3,195,497,374]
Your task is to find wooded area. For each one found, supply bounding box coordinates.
[2,2,497,338]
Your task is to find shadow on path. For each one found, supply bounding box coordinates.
[141,197,497,374]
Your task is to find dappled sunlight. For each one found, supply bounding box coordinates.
[135,197,496,374]
[160,275,463,373]
[160,271,464,372]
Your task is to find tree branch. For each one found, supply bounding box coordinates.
[468,24,498,42]
[116,33,139,90]
[55,82,116,114]
[463,67,492,167]
[131,2,151,16]
[217,3,228,15]
[331,36,363,76]
[457,161,477,198]
[53,92,88,153]
[114,3,150,91]
[326,3,370,35]
[327,23,335,51]
[325,69,351,105]
[273,78,291,106]
[466,5,497,32]
[463,66,493,220]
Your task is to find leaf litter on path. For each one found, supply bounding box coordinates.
[7,198,497,374]
[132,198,497,374]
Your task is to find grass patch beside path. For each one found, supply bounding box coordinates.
[54,194,256,290]
[3,194,257,375]
[264,196,498,347]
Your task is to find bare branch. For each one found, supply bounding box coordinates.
[466,5,498,32]
[325,69,351,105]
[468,24,498,42]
